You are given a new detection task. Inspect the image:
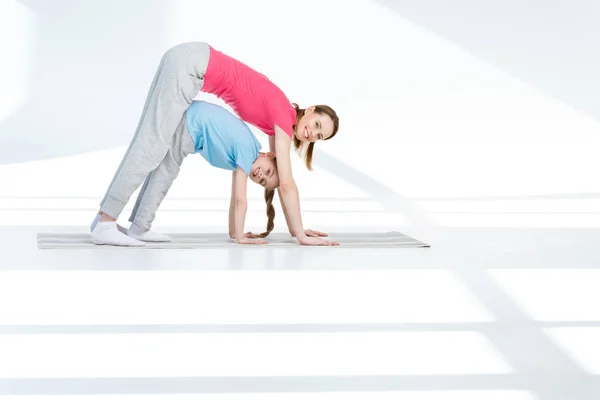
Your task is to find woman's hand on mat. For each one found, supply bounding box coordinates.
[237,237,269,245]
[290,229,328,237]
[297,236,339,246]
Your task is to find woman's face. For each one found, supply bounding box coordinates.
[295,107,335,143]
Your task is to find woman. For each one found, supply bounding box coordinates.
[94,42,339,246]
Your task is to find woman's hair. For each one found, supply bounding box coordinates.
[292,103,339,171]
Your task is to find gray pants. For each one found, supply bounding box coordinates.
[99,42,210,221]
[128,115,196,229]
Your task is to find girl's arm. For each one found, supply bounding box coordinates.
[229,170,236,238]
[273,125,338,246]
[234,167,268,245]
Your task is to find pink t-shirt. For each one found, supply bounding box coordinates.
[201,45,297,138]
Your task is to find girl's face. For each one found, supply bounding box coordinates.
[250,153,279,189]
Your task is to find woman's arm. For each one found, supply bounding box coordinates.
[273,125,338,246]
[269,135,294,234]
[234,167,267,245]
[272,126,305,239]
[269,135,329,239]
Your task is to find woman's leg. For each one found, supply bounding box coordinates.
[127,115,197,241]
[97,42,210,221]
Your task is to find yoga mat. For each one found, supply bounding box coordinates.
[37,232,430,249]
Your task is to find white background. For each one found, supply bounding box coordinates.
[1,0,600,230]
[2,3,600,398]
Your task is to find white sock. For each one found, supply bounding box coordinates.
[91,221,145,247]
[90,214,127,234]
[127,224,171,242]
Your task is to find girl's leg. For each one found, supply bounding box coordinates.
[128,172,154,226]
[127,116,196,241]
[97,42,210,221]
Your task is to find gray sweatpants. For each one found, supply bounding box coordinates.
[127,115,196,230]
[99,42,210,220]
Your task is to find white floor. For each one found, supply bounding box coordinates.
[1,225,600,399]
[3,0,600,397]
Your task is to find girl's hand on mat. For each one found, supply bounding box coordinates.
[243,231,263,239]
[304,229,328,237]
[230,232,259,239]
[298,236,339,246]
[290,229,328,237]
[237,238,269,245]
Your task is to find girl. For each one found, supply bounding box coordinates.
[93,42,339,246]
[91,100,315,246]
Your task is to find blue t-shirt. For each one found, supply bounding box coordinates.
[185,101,262,176]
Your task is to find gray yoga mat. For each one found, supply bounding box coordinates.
[37,231,430,249]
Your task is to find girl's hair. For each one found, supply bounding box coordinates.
[292,103,339,171]
[248,188,276,238]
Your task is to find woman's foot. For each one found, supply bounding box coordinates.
[90,213,127,234]
[91,221,145,247]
